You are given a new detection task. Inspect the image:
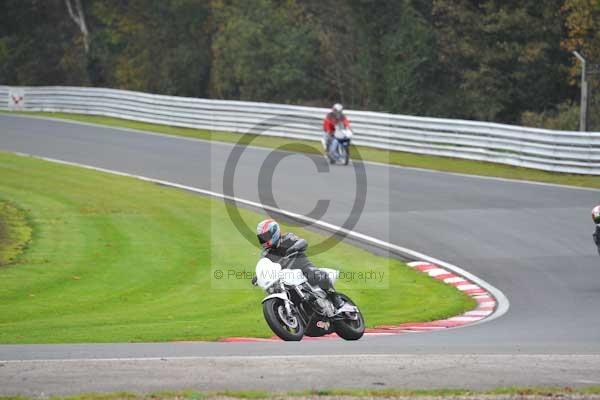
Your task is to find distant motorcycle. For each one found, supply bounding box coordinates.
[254,254,365,341]
[321,123,353,165]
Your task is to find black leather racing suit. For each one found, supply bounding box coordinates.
[262,233,333,291]
[594,225,600,255]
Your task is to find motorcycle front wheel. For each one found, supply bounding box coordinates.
[333,293,365,340]
[263,298,305,341]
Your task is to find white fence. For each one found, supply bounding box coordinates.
[2,85,599,175]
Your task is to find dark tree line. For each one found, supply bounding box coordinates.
[1,0,599,129]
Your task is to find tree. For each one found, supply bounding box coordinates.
[300,1,372,108]
[209,0,322,103]
[562,0,600,71]
[65,0,90,53]
[561,0,600,129]
[91,0,211,96]
[0,0,90,85]
[1,0,594,127]
[379,1,437,114]
[432,0,568,122]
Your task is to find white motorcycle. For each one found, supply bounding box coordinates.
[321,123,353,165]
[254,254,365,341]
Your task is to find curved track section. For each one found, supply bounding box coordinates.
[1,114,600,394]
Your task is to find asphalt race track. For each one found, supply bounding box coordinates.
[1,114,600,395]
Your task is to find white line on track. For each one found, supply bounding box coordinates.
[12,150,510,327]
[0,354,408,363]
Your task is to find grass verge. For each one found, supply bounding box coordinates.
[0,200,32,265]
[2,387,600,399]
[0,151,475,343]
[2,111,599,189]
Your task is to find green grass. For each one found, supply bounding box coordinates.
[0,151,475,344]
[3,110,599,189]
[3,386,600,400]
[0,200,32,265]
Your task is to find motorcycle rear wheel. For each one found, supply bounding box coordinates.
[263,298,305,341]
[333,293,365,340]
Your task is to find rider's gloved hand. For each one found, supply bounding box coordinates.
[251,276,258,286]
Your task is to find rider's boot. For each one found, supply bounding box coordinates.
[325,137,334,164]
[327,147,336,164]
[327,290,345,310]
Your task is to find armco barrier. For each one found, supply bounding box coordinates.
[2,85,599,175]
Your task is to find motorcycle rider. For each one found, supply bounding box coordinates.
[323,103,351,163]
[254,219,344,309]
[593,205,600,255]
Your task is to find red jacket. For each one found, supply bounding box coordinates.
[323,112,350,135]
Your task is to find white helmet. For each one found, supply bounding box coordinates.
[593,205,600,224]
[332,103,343,113]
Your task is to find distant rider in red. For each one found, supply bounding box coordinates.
[323,103,350,162]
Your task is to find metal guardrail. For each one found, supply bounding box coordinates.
[2,85,599,175]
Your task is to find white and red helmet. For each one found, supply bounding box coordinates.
[592,205,600,224]
[256,219,281,249]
